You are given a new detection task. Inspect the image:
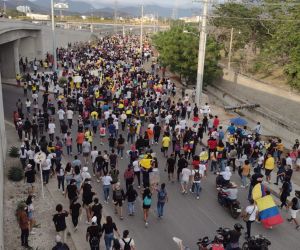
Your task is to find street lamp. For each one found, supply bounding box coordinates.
[51,0,57,71]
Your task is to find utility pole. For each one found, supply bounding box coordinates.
[195,0,209,106]
[114,0,117,34]
[51,0,57,71]
[140,5,144,63]
[3,0,6,14]
[91,8,94,33]
[228,27,233,70]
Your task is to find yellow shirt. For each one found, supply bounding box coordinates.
[85,131,93,142]
[162,136,171,148]
[265,157,275,170]
[276,143,284,152]
[91,111,98,120]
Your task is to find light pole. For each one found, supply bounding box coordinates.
[91,8,94,34]
[51,0,57,71]
[195,0,209,106]
[140,5,144,63]
[228,28,241,70]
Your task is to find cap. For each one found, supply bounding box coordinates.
[83,167,88,172]
[91,216,97,224]
[27,164,32,169]
[55,235,61,242]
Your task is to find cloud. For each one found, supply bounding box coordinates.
[78,0,194,8]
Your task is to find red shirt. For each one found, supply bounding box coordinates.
[207,138,217,150]
[213,118,220,128]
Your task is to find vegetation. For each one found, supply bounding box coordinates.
[9,146,19,158]
[212,0,300,90]
[152,25,222,86]
[8,166,24,182]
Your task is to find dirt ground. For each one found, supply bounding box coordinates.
[3,124,75,250]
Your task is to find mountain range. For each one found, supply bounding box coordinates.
[6,0,199,18]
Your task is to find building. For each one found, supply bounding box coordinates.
[26,13,50,21]
[179,16,201,23]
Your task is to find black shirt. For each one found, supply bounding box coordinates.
[70,202,81,217]
[87,225,102,239]
[92,203,103,217]
[67,184,77,201]
[178,158,188,171]
[229,230,241,243]
[102,223,117,234]
[167,157,176,167]
[125,189,138,202]
[53,211,68,232]
[25,169,36,183]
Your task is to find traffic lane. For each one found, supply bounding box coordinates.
[3,85,300,249]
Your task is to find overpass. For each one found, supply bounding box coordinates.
[0,20,43,78]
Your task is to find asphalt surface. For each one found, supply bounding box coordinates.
[2,84,300,250]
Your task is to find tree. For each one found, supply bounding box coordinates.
[152,26,222,86]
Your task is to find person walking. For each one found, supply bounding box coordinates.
[125,185,138,216]
[70,197,81,231]
[91,198,103,226]
[241,160,251,188]
[113,182,125,220]
[124,165,134,191]
[156,183,168,218]
[52,204,69,243]
[86,216,102,250]
[280,177,292,209]
[264,153,275,183]
[52,235,70,250]
[101,172,113,203]
[17,203,30,248]
[287,190,300,230]
[242,199,258,239]
[142,187,152,227]
[119,230,136,250]
[102,216,120,250]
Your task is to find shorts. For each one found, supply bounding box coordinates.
[114,199,123,207]
[83,152,89,157]
[162,147,168,152]
[290,209,299,219]
[143,204,151,209]
[181,179,188,185]
[167,166,175,173]
[27,182,34,188]
[265,169,272,176]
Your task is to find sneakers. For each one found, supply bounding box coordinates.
[196,196,200,200]
[145,221,149,227]
[296,225,300,230]
[240,185,245,188]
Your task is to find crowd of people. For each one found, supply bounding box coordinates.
[13,33,300,250]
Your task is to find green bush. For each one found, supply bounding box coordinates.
[9,146,19,158]
[8,166,24,182]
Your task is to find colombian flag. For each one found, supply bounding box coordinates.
[252,183,283,228]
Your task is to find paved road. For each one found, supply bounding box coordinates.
[3,84,300,250]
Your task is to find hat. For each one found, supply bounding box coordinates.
[27,164,32,169]
[91,216,97,224]
[83,167,88,172]
[55,235,61,243]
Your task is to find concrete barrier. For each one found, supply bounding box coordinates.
[0,75,6,250]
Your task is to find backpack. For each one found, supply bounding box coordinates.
[90,236,100,248]
[124,170,134,180]
[158,190,166,202]
[111,170,119,183]
[122,238,132,250]
[115,189,123,200]
[143,196,152,206]
[54,243,69,250]
[194,170,202,182]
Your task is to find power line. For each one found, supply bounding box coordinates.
[208,14,300,23]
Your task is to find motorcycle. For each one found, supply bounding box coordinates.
[242,235,271,250]
[216,227,231,248]
[217,189,242,219]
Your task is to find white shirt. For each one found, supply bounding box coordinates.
[48,123,56,134]
[119,237,135,249]
[104,110,110,120]
[179,120,187,130]
[25,100,31,107]
[286,156,293,166]
[102,175,113,186]
[66,110,74,119]
[120,114,127,122]
[57,109,65,120]
[181,168,192,182]
[133,160,140,172]
[245,205,258,221]
[26,150,35,160]
[113,120,119,130]
[91,150,98,163]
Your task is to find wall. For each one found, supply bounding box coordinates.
[0,75,6,250]
[0,42,15,78]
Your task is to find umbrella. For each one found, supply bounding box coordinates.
[230,117,248,126]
